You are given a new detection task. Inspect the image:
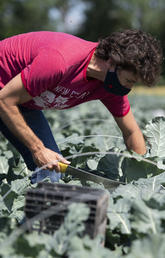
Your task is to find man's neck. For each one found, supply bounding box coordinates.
[86,54,107,81]
[86,53,114,82]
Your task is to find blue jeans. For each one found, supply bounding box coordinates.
[0,106,61,183]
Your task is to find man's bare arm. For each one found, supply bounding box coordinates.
[0,73,69,170]
[114,109,146,155]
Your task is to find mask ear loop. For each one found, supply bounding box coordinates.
[114,66,130,89]
[114,66,123,86]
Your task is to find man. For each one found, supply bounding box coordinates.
[0,29,162,183]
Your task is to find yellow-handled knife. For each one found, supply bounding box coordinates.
[58,162,125,191]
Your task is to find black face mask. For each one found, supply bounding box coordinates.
[104,69,131,96]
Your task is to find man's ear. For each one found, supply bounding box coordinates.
[107,59,116,72]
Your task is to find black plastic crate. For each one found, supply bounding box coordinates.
[24,182,109,238]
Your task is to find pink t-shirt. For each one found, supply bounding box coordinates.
[0,31,130,117]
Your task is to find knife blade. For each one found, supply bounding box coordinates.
[58,162,125,190]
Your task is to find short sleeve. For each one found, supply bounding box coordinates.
[101,94,130,117]
[21,49,65,97]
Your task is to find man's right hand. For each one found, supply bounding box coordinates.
[32,147,70,172]
[0,74,70,173]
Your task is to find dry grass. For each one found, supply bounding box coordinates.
[131,86,165,95]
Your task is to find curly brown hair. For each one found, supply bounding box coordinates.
[95,29,163,86]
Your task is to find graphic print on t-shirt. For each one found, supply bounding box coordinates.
[33,90,70,109]
[32,86,91,109]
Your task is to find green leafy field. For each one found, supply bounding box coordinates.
[1,95,165,257]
